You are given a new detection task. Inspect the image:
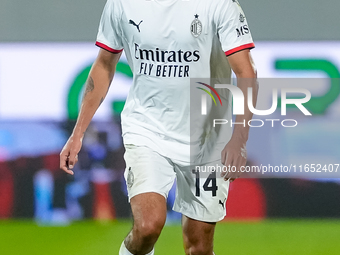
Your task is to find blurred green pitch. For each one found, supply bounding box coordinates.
[1,220,340,254]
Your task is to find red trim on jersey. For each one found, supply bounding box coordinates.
[225,43,255,56]
[95,41,123,53]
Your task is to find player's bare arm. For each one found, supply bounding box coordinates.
[221,49,258,181]
[60,49,122,175]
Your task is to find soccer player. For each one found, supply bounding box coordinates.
[60,0,258,254]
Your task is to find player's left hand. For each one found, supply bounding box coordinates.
[220,136,247,182]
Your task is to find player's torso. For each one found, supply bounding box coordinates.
[116,0,217,78]
[116,0,232,152]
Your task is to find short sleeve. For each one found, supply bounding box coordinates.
[215,0,255,56]
[95,0,124,53]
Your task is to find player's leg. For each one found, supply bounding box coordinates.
[173,160,230,255]
[120,144,176,255]
[120,192,167,255]
[182,215,216,255]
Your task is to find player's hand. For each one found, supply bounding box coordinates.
[60,134,83,175]
[220,136,247,182]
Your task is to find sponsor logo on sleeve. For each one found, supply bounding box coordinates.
[239,13,245,23]
[236,25,249,37]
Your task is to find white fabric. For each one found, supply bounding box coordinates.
[119,241,154,255]
[124,144,230,222]
[119,242,133,255]
[146,248,155,255]
[97,0,254,162]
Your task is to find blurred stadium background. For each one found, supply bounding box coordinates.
[0,0,340,254]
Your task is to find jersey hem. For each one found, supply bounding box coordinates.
[95,41,123,53]
[225,43,255,56]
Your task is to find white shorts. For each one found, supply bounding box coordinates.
[123,144,230,222]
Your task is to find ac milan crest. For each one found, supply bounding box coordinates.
[191,14,202,38]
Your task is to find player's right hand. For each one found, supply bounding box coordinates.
[59,134,83,175]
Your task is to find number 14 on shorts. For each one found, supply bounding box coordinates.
[192,169,218,197]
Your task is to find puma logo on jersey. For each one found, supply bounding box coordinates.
[129,19,143,32]
[219,198,227,209]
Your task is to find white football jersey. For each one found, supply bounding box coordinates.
[96,0,254,162]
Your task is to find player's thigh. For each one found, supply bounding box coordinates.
[130,192,167,237]
[173,160,230,222]
[123,144,175,234]
[182,215,215,254]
